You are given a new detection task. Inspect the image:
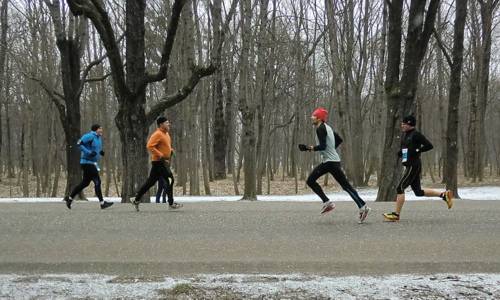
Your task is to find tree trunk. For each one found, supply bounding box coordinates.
[5,96,13,178]
[239,0,257,200]
[435,6,447,181]
[255,0,270,195]
[444,0,467,198]
[201,89,211,195]
[115,106,149,201]
[225,70,235,175]
[377,0,440,202]
[0,0,7,179]
[66,0,226,201]
[211,0,227,180]
[21,122,29,197]
[43,1,88,196]
[475,0,497,181]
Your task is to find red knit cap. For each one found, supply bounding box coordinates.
[312,107,328,122]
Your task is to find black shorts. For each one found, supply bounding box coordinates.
[396,161,424,196]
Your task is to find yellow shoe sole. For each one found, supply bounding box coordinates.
[383,214,400,222]
[445,190,454,209]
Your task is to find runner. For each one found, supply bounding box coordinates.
[132,116,181,211]
[299,107,370,223]
[64,124,113,210]
[383,115,453,222]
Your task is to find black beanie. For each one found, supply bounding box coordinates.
[156,116,168,126]
[402,115,416,127]
[91,124,101,131]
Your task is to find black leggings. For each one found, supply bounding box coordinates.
[306,161,365,208]
[70,164,103,202]
[135,161,175,205]
[155,177,168,203]
[396,162,424,196]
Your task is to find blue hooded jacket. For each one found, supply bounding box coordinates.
[78,131,103,165]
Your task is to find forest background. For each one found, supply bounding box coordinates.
[0,0,498,202]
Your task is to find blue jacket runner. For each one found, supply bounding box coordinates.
[78,131,103,166]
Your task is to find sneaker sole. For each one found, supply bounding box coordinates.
[168,204,183,210]
[446,191,454,209]
[101,203,114,210]
[383,218,399,222]
[64,198,72,210]
[320,205,335,215]
[382,214,399,222]
[358,208,371,224]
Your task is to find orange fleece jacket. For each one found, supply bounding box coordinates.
[147,128,172,161]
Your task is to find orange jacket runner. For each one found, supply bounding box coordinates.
[146,128,172,161]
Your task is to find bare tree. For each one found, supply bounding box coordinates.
[438,0,468,198]
[0,0,8,178]
[39,0,105,196]
[466,0,499,181]
[66,0,236,201]
[211,0,227,180]
[238,0,257,200]
[376,0,440,202]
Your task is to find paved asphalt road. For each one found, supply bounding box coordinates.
[0,200,499,276]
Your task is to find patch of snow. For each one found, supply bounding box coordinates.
[0,186,499,203]
[1,273,499,299]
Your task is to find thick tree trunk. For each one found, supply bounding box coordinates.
[114,0,150,202]
[377,0,440,202]
[444,0,467,198]
[63,126,82,195]
[255,0,270,195]
[239,0,257,200]
[58,40,84,196]
[213,74,226,180]
[43,2,87,196]
[116,106,149,201]
[376,0,403,202]
[346,0,365,187]
[212,0,226,180]
[377,94,403,201]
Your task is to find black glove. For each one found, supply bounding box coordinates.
[89,151,97,157]
[298,144,308,152]
[99,151,105,156]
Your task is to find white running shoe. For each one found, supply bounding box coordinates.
[320,201,335,215]
[358,206,371,224]
[169,202,183,210]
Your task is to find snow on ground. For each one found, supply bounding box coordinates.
[0,186,499,203]
[1,273,499,299]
